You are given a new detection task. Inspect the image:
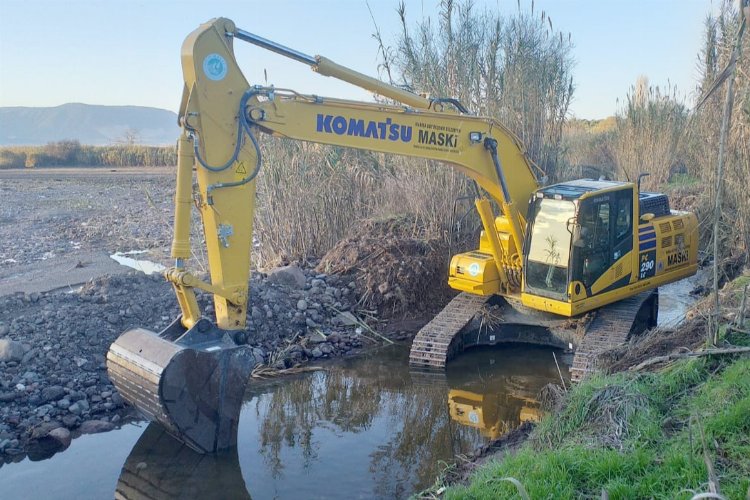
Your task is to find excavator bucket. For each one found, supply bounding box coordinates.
[106,318,257,453]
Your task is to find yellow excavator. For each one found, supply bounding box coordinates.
[106,18,698,452]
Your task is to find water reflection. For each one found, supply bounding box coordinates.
[448,390,541,440]
[115,424,250,499]
[243,344,568,499]
[100,344,568,499]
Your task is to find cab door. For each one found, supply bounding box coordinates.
[571,187,633,296]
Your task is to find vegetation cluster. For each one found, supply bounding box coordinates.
[0,140,176,169]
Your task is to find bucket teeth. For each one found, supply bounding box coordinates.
[107,319,257,453]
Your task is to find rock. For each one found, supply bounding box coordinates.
[79,419,115,434]
[0,339,24,363]
[31,421,62,440]
[36,405,53,417]
[250,348,265,365]
[68,399,89,415]
[57,399,71,410]
[311,347,323,358]
[41,385,66,403]
[307,333,327,344]
[106,313,119,325]
[267,265,306,289]
[47,427,71,448]
[61,415,78,428]
[21,348,38,364]
[319,343,333,355]
[0,392,17,402]
[296,299,308,311]
[336,311,358,326]
[0,324,8,336]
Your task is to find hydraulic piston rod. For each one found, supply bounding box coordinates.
[232,28,432,110]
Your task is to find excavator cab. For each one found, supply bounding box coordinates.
[523,180,696,314]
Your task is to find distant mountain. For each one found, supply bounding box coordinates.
[0,103,180,146]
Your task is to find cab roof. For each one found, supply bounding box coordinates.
[536,179,630,201]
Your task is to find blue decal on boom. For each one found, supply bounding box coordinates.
[316,114,413,143]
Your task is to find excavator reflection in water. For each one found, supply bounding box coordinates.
[115,424,250,500]
[440,344,562,440]
[112,345,567,499]
[449,390,541,440]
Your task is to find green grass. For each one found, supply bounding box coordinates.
[445,356,750,499]
[667,173,700,187]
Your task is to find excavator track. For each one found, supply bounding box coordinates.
[570,290,656,382]
[409,292,490,369]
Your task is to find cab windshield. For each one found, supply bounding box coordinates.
[525,198,576,298]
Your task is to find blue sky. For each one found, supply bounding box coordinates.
[0,0,717,119]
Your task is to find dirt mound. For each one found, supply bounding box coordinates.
[599,313,707,373]
[316,217,454,318]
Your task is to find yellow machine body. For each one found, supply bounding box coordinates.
[448,389,541,440]
[107,17,699,451]
[450,182,699,317]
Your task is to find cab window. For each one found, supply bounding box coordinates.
[573,197,610,287]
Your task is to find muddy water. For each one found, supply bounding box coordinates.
[0,343,569,500]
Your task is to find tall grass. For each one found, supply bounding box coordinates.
[688,0,750,259]
[384,0,574,179]
[253,1,576,265]
[561,1,748,264]
[253,139,475,265]
[609,77,688,190]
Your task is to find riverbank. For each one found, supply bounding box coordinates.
[442,271,750,499]
[0,168,446,462]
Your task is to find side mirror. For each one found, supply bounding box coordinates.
[640,213,655,222]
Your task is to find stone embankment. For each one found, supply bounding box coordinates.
[0,264,372,463]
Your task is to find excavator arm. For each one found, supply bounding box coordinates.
[106,17,541,453]
[171,18,540,329]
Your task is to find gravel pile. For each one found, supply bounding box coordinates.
[0,264,369,463]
